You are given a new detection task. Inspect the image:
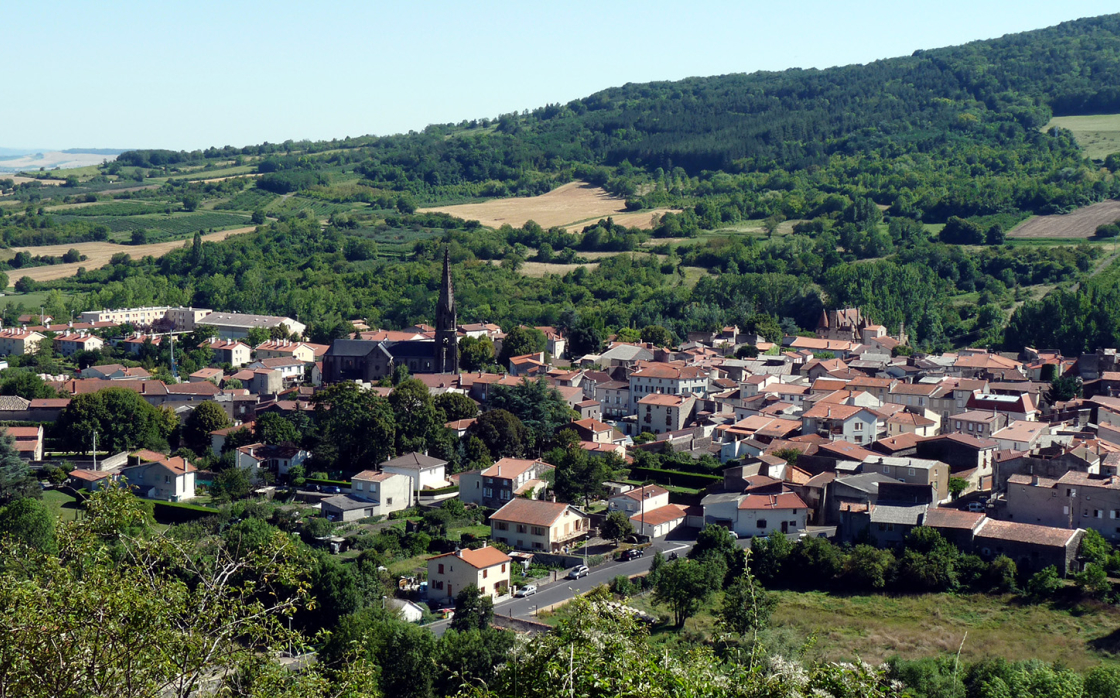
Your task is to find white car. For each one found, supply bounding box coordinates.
[514,584,537,597]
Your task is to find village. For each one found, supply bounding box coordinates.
[0,255,1115,623]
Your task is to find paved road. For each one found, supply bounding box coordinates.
[426,539,692,637]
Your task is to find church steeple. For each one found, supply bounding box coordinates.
[435,248,458,373]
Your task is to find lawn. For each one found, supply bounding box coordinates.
[0,288,74,308]
[42,489,83,522]
[610,589,1120,671]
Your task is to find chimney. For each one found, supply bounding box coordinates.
[455,548,463,558]
[551,494,557,503]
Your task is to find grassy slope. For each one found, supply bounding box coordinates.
[552,590,1120,671]
[1046,113,1120,160]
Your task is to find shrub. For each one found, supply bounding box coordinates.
[610,574,637,596]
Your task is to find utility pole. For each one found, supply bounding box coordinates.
[92,431,97,470]
[169,333,179,382]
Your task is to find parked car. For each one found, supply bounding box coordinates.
[567,565,589,579]
[323,486,342,494]
[514,584,537,597]
[967,501,986,512]
[619,548,644,561]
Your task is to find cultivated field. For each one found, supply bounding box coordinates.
[0,150,117,173]
[420,181,678,230]
[1008,199,1120,238]
[1,175,65,186]
[8,226,257,282]
[1046,113,1120,160]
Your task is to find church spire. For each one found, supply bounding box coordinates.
[435,248,458,373]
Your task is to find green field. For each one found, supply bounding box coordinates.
[50,210,250,240]
[1046,113,1120,160]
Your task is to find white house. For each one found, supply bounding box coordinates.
[379,452,450,493]
[701,490,808,538]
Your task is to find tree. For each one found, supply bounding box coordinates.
[652,558,722,627]
[250,209,266,224]
[549,446,619,508]
[210,466,254,501]
[719,569,775,638]
[735,344,759,358]
[487,377,575,450]
[1074,563,1110,599]
[459,335,495,371]
[56,388,176,454]
[0,271,7,290]
[0,497,55,554]
[842,544,895,591]
[948,476,969,499]
[639,325,673,348]
[986,224,1005,245]
[434,628,516,698]
[749,530,793,586]
[256,411,301,445]
[0,370,58,400]
[601,510,634,543]
[1026,565,1064,601]
[131,229,148,245]
[0,434,40,504]
[497,326,545,367]
[63,248,81,263]
[181,193,201,211]
[182,400,231,455]
[1080,528,1112,566]
[0,482,349,698]
[390,378,441,454]
[246,326,270,348]
[14,276,36,293]
[467,409,530,459]
[312,381,396,471]
[434,392,478,422]
[1046,376,1082,404]
[450,584,494,632]
[1085,666,1120,698]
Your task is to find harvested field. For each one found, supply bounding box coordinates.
[9,226,257,282]
[1008,200,1120,238]
[562,208,678,233]
[419,181,678,230]
[1,175,64,186]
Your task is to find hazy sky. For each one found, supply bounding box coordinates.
[4,1,1117,151]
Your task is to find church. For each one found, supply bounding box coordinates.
[322,250,459,383]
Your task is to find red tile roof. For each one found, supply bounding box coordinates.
[429,545,511,570]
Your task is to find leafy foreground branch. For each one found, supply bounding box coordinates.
[0,482,379,698]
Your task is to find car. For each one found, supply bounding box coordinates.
[967,501,986,512]
[324,485,342,494]
[567,565,589,579]
[619,548,644,561]
[514,584,537,597]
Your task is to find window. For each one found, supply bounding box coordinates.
[438,564,444,574]
[854,422,863,431]
[1096,510,1104,519]
[532,526,546,536]
[495,521,508,531]
[908,468,916,476]
[387,497,393,506]
[501,564,506,573]
[757,519,767,528]
[483,569,488,579]
[882,466,890,474]
[517,524,527,533]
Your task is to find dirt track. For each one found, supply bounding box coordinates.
[10,227,257,282]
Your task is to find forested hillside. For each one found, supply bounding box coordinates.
[7,14,1120,352]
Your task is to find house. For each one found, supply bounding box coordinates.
[570,418,615,444]
[80,364,151,381]
[628,364,708,413]
[885,411,939,437]
[535,326,566,358]
[190,367,225,384]
[54,331,104,357]
[427,545,512,602]
[379,452,450,493]
[701,489,809,538]
[947,411,1007,439]
[444,418,476,438]
[636,392,696,435]
[489,498,590,552]
[200,312,306,340]
[800,403,880,445]
[68,468,118,491]
[861,455,950,502]
[201,338,252,367]
[120,454,196,502]
[1006,471,1120,542]
[247,357,307,385]
[247,369,284,395]
[122,333,162,356]
[592,380,630,419]
[3,425,42,461]
[608,484,687,538]
[916,433,997,491]
[460,458,552,509]
[387,598,425,623]
[253,340,324,363]
[0,328,45,356]
[972,518,1084,575]
[575,399,602,420]
[320,471,411,521]
[992,421,1049,452]
[508,352,548,377]
[965,391,1039,422]
[255,443,310,476]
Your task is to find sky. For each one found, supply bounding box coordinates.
[3,1,1118,151]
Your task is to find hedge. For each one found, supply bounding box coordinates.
[627,466,721,490]
[305,478,350,488]
[152,500,220,523]
[421,484,460,496]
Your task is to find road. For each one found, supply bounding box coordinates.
[425,539,692,637]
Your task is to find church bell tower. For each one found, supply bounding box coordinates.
[435,248,459,373]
